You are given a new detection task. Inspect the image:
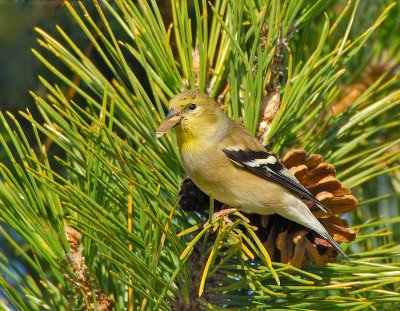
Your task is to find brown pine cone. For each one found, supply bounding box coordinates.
[261,149,358,267]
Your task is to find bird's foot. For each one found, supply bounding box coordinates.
[204,207,238,228]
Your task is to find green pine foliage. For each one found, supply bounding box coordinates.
[1,0,400,310]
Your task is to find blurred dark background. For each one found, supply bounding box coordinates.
[0,1,93,119]
[1,3,55,111]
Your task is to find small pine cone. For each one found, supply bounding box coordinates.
[64,225,81,253]
[261,149,358,267]
[192,47,212,90]
[257,91,280,144]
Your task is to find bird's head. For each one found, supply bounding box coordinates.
[156,90,225,139]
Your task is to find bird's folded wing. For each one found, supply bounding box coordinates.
[222,149,331,214]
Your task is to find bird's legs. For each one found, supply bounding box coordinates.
[204,207,238,228]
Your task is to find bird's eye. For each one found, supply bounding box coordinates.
[189,103,197,110]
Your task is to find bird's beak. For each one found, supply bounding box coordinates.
[156,109,183,138]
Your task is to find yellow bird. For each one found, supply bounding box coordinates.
[157,90,347,258]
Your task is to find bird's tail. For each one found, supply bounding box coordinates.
[302,214,349,259]
[316,229,349,259]
[282,194,349,259]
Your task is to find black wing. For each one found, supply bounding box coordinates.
[222,149,331,214]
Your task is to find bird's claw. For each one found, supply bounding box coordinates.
[203,208,238,228]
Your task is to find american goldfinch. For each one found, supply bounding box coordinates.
[157,90,347,258]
